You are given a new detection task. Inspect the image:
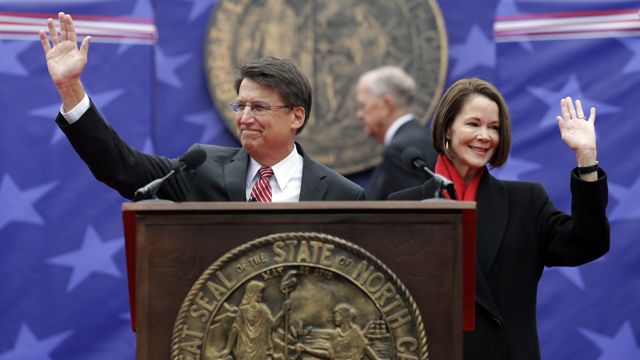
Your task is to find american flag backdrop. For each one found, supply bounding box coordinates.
[0,0,638,359]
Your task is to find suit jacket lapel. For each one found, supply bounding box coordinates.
[224,150,250,201]
[298,144,328,201]
[473,172,508,322]
[476,172,508,275]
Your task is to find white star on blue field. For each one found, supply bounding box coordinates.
[184,110,225,143]
[46,225,124,292]
[449,25,496,77]
[28,89,124,144]
[608,177,640,222]
[619,37,640,74]
[0,324,72,360]
[580,321,640,359]
[155,47,193,88]
[0,175,57,232]
[184,0,216,22]
[528,75,620,128]
[0,40,35,76]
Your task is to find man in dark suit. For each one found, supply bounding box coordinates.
[356,66,438,200]
[40,12,363,202]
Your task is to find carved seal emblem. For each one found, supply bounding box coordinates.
[205,0,448,174]
[171,232,428,360]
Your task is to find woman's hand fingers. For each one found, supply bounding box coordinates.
[575,99,585,119]
[566,96,578,120]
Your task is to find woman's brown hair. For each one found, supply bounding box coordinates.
[431,78,511,167]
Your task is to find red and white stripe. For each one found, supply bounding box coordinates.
[495,8,640,42]
[0,12,156,44]
[250,167,274,203]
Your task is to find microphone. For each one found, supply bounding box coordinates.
[401,147,457,200]
[174,147,207,172]
[133,147,206,201]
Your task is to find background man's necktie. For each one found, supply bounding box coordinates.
[249,167,274,202]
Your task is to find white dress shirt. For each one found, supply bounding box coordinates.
[60,93,91,123]
[246,147,303,202]
[383,113,414,146]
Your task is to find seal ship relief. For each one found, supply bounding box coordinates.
[171,233,428,360]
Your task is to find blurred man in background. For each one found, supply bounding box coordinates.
[356,66,437,200]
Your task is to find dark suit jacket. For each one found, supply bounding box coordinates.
[389,170,610,360]
[56,102,364,202]
[366,119,438,200]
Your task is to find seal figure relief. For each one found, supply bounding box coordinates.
[205,0,447,174]
[171,232,429,360]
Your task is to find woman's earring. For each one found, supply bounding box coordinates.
[445,140,450,152]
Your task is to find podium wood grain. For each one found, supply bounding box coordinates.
[124,201,475,360]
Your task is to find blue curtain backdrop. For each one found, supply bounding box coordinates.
[0,0,638,359]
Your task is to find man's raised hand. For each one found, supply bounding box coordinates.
[39,12,91,110]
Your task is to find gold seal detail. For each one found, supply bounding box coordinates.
[205,0,448,174]
[171,232,428,360]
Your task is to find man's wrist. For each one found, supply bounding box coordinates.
[60,93,90,124]
[56,79,86,112]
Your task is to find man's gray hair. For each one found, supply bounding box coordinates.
[359,66,417,108]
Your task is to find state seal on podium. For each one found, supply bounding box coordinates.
[171,232,429,360]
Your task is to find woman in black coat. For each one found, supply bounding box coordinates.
[389,78,609,360]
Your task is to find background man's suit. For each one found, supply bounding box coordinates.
[56,102,365,201]
[366,119,438,200]
[389,170,609,360]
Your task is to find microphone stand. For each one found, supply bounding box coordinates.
[133,170,176,202]
[419,165,457,201]
[131,147,207,202]
[402,148,457,201]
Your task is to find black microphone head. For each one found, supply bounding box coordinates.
[401,147,427,169]
[177,148,207,171]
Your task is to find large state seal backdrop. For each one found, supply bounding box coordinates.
[205,0,447,174]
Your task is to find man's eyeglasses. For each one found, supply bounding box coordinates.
[230,102,293,116]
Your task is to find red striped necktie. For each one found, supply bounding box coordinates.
[249,167,274,202]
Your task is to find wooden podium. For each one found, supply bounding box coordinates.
[123,201,476,360]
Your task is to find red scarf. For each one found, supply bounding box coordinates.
[434,154,484,201]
